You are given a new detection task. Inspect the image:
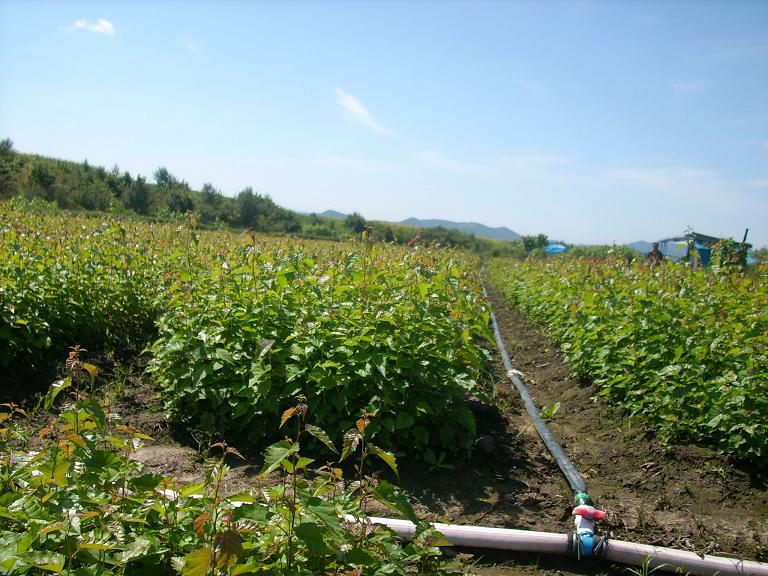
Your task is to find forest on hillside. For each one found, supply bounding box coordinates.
[0,138,536,256]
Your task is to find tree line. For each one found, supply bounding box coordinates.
[0,139,547,256]
[0,139,300,234]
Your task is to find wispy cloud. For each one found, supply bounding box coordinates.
[186,41,201,54]
[746,138,768,152]
[497,154,569,168]
[334,88,391,135]
[671,81,705,94]
[66,18,115,36]
[711,42,768,62]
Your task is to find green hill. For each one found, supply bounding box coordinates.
[0,138,526,256]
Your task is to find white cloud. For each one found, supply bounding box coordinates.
[68,18,115,36]
[186,42,200,54]
[334,88,391,135]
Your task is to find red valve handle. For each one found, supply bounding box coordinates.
[572,505,606,520]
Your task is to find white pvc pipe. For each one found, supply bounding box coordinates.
[351,516,768,576]
[602,540,767,576]
[355,516,569,553]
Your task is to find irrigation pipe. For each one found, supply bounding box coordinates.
[475,284,768,574]
[482,285,588,494]
[348,516,768,576]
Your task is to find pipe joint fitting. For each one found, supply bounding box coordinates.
[570,530,608,560]
[572,494,607,560]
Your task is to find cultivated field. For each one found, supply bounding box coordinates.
[2,199,766,575]
[0,199,490,575]
[487,258,768,464]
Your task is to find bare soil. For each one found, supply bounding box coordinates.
[108,287,767,575]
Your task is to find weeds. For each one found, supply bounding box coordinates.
[623,555,670,576]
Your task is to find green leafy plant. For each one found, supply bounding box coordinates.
[1,200,493,463]
[0,355,470,575]
[540,402,560,423]
[147,233,492,462]
[488,257,768,463]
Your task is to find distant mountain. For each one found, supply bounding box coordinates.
[316,211,521,242]
[319,210,347,220]
[399,218,521,242]
[626,241,652,255]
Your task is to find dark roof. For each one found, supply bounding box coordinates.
[657,232,751,249]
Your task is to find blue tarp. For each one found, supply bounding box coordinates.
[545,244,567,255]
[693,241,712,266]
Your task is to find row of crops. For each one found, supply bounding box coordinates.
[1,197,492,462]
[0,198,492,574]
[4,195,766,464]
[4,195,766,573]
[1,363,465,575]
[487,258,768,463]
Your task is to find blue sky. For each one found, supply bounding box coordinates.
[1,1,767,246]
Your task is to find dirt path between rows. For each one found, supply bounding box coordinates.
[117,286,767,575]
[462,287,768,572]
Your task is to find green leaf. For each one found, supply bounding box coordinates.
[306,497,343,535]
[260,440,300,475]
[658,364,681,377]
[78,542,115,551]
[706,414,725,428]
[295,457,314,470]
[51,460,70,487]
[285,364,305,383]
[130,473,165,493]
[233,503,271,523]
[0,507,19,521]
[21,551,65,572]
[180,482,206,497]
[226,492,255,504]
[394,412,414,429]
[368,444,398,477]
[44,378,71,410]
[115,537,154,563]
[340,429,361,462]
[304,424,338,454]
[182,548,213,576]
[345,548,374,566]
[77,398,106,428]
[295,522,332,556]
[374,480,419,524]
[81,362,98,383]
